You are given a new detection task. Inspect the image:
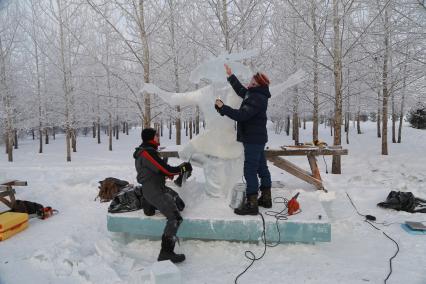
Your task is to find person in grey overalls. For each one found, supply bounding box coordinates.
[133,128,192,263]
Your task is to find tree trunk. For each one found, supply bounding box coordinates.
[97,118,101,144]
[109,114,112,151]
[222,0,230,52]
[357,110,361,134]
[196,106,200,134]
[13,130,17,149]
[7,131,13,162]
[346,112,350,145]
[65,128,71,162]
[377,90,381,138]
[189,118,193,139]
[72,129,77,152]
[397,64,407,143]
[169,120,172,140]
[332,0,343,174]
[139,0,151,128]
[160,120,163,136]
[115,119,119,140]
[176,107,181,145]
[45,127,49,145]
[311,0,319,142]
[285,115,290,136]
[391,91,396,143]
[39,129,43,153]
[381,7,390,155]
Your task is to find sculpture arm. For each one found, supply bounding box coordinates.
[142,83,211,107]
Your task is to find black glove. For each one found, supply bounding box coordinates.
[179,162,192,174]
[174,171,192,187]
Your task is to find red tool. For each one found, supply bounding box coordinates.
[288,192,300,215]
[37,207,59,220]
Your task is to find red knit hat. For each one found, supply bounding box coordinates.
[253,72,270,86]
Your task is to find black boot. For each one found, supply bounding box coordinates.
[258,187,272,208]
[158,235,185,263]
[234,194,259,215]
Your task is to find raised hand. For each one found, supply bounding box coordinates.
[224,64,232,76]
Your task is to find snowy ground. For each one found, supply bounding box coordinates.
[0,121,425,284]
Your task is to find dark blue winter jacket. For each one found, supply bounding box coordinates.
[219,74,271,144]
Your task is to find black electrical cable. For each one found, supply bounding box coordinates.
[346,192,399,284]
[234,212,267,284]
[346,192,376,221]
[234,195,301,283]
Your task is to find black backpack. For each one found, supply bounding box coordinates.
[377,191,426,213]
[108,185,143,213]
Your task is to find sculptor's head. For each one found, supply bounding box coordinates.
[248,72,270,88]
[141,128,160,145]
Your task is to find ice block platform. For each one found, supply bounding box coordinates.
[107,184,331,244]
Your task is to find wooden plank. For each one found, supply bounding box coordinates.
[160,151,180,158]
[0,197,12,209]
[267,156,325,191]
[307,154,321,180]
[268,148,348,157]
[0,180,28,186]
[160,149,348,158]
[0,188,16,197]
[0,187,15,209]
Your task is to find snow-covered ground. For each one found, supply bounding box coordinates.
[1,122,425,284]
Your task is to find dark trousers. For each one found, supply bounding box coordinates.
[143,186,182,237]
[243,143,272,196]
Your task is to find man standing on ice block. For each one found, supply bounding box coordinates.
[133,128,192,263]
[215,64,272,215]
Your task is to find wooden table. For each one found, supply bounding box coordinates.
[0,180,27,209]
[160,146,348,192]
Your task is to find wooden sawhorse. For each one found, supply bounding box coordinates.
[0,180,28,209]
[265,146,348,192]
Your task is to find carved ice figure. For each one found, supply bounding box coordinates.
[142,50,306,198]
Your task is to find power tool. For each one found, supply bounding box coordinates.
[288,192,300,215]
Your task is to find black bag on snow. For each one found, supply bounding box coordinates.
[377,191,426,213]
[108,185,143,213]
[11,200,44,215]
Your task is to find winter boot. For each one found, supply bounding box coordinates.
[258,187,272,208]
[234,194,259,215]
[158,235,186,263]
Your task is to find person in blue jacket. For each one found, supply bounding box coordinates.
[215,64,272,215]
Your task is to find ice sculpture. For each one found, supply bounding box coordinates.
[142,50,306,198]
